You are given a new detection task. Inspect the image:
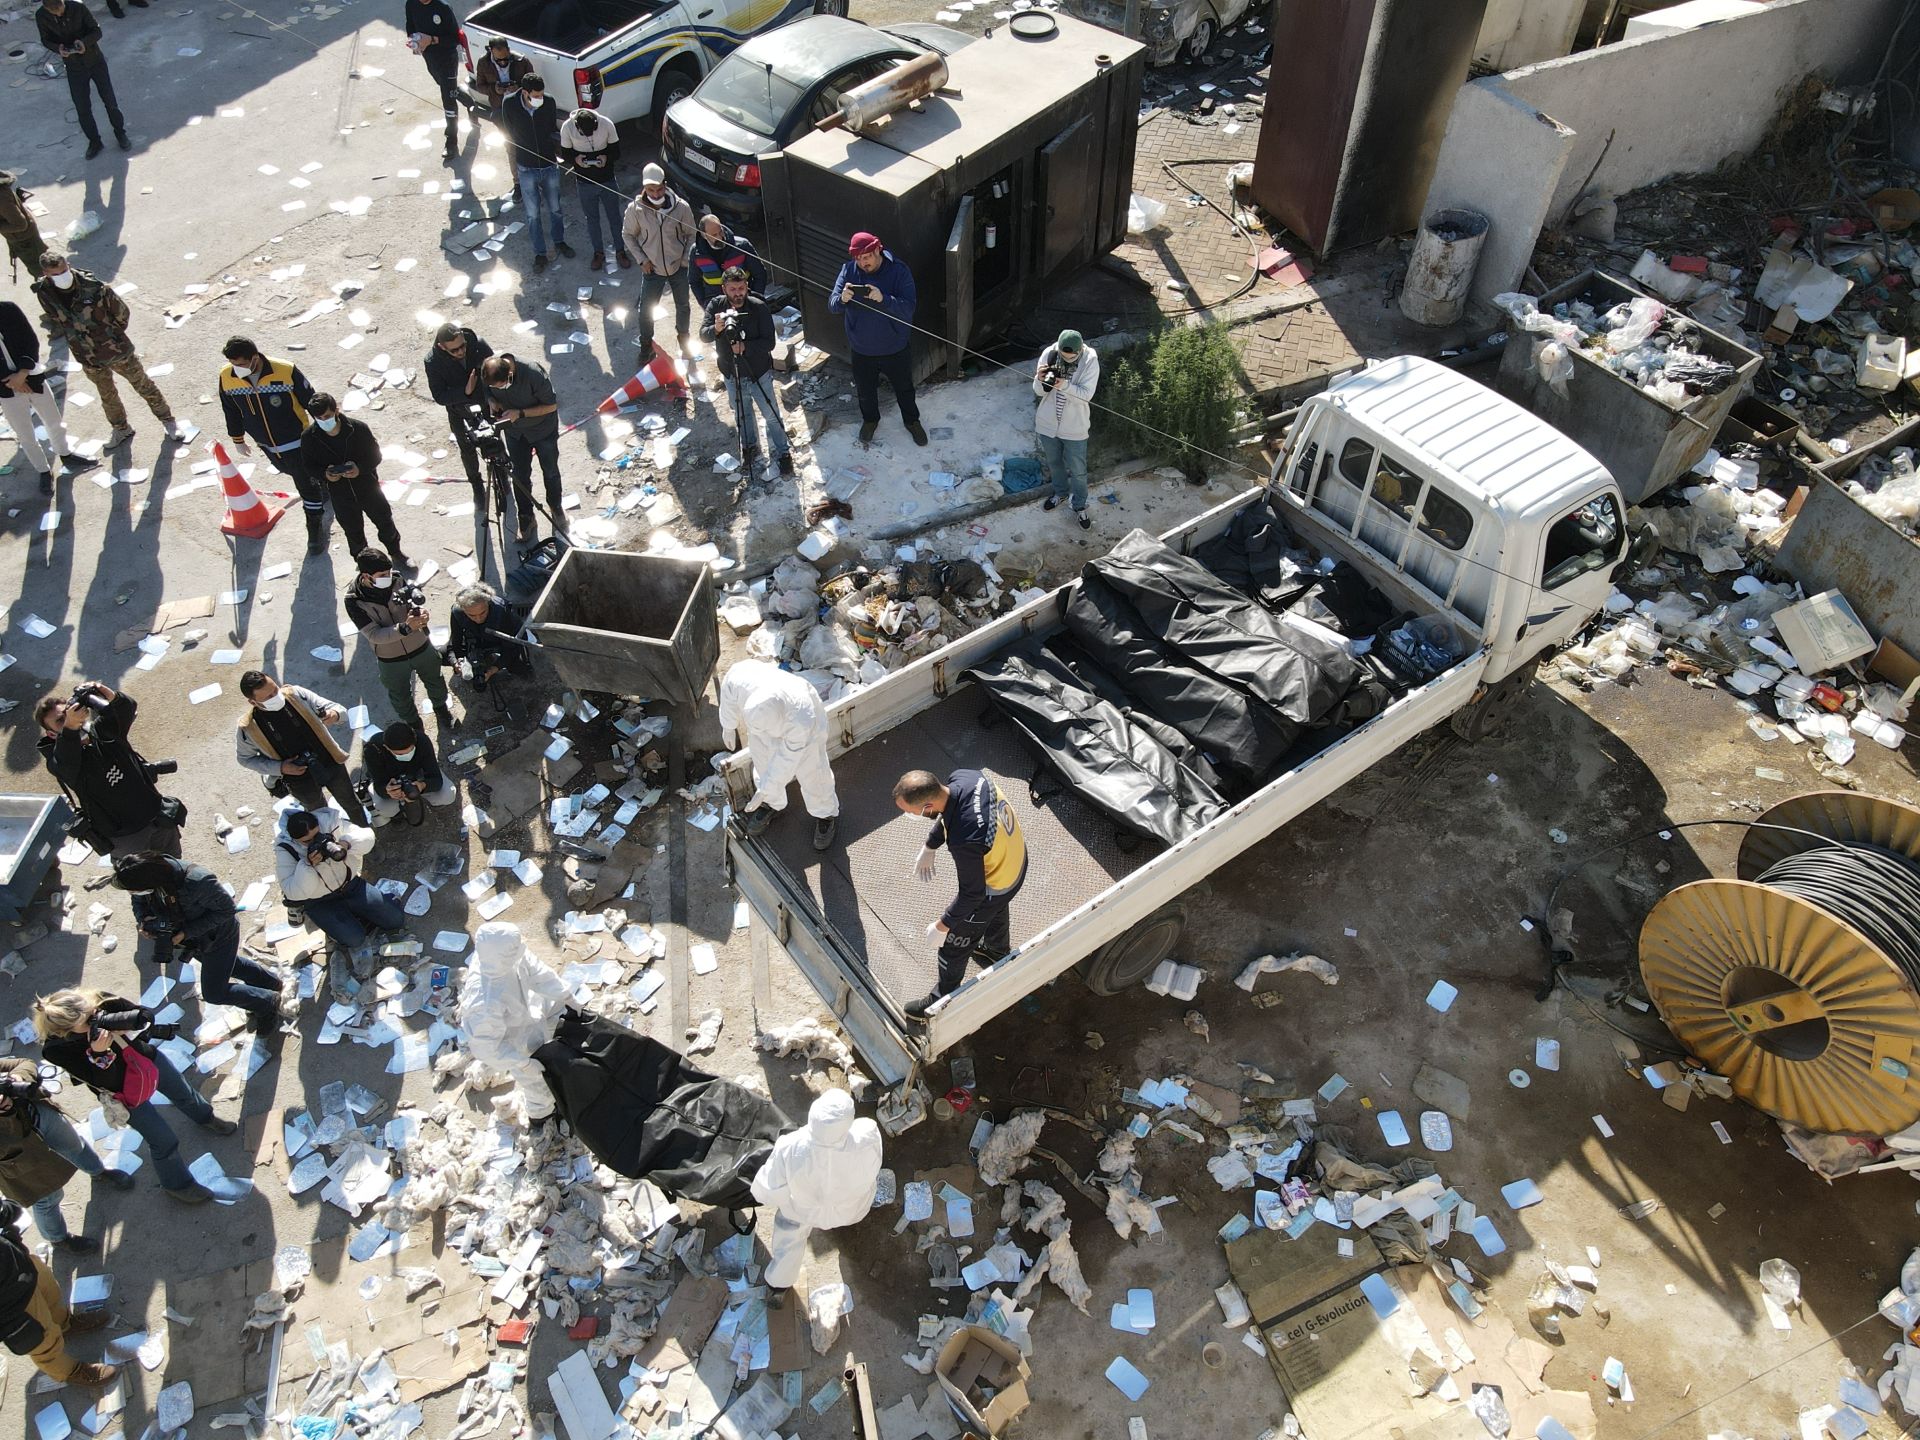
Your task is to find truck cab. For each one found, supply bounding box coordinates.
[725,357,1627,1087]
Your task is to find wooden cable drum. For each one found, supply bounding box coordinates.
[1639,791,1920,1136]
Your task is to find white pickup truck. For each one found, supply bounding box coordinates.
[723,357,1633,1085]
[458,0,837,129]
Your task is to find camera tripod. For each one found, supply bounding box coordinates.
[466,414,565,588]
[725,361,789,478]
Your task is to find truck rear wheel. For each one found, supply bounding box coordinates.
[1078,903,1188,995]
[1450,668,1532,742]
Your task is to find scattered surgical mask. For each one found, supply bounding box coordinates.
[391,750,415,763]
[49,269,75,290]
[371,576,395,590]
[256,694,288,712]
[316,416,339,433]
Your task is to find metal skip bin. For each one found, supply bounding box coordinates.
[523,549,720,705]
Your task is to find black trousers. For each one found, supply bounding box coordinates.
[447,405,485,493]
[934,876,1022,995]
[851,346,918,427]
[264,446,323,516]
[67,60,124,146]
[425,56,460,140]
[282,757,369,827]
[505,429,562,523]
[325,469,402,557]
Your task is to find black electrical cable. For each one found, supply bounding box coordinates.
[1758,843,1920,989]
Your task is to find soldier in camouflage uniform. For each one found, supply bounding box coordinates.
[32,250,185,450]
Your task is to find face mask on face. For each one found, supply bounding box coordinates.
[526,94,546,109]
[316,416,339,433]
[232,362,252,378]
[371,575,395,590]
[391,750,415,764]
[256,693,288,712]
[49,269,75,290]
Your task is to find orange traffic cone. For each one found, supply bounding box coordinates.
[596,344,688,413]
[213,442,291,539]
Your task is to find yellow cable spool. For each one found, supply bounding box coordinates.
[1638,792,1920,1136]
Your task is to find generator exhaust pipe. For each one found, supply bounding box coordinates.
[816,51,949,133]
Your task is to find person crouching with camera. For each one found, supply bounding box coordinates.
[0,1056,125,1257]
[32,988,235,1206]
[364,722,458,827]
[345,548,454,730]
[235,669,367,825]
[113,852,285,1037]
[274,807,403,950]
[447,583,531,686]
[35,682,183,859]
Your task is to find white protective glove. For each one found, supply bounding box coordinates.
[926,920,943,940]
[913,847,936,882]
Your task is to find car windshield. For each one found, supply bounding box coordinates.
[696,54,807,137]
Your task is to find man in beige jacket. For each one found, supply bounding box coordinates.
[621,163,697,361]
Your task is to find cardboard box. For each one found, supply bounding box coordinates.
[935,1325,1032,1436]
[1772,588,1877,675]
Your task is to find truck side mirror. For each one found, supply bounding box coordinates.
[1625,520,1659,569]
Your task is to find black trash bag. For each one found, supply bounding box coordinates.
[534,1008,790,1209]
[1194,496,1316,610]
[1065,530,1361,789]
[967,641,1229,846]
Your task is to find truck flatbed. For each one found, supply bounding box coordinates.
[757,686,1152,1012]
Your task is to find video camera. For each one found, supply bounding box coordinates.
[461,407,511,459]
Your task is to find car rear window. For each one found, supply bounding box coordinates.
[696,54,807,137]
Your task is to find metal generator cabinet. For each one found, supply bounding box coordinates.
[761,15,1145,384]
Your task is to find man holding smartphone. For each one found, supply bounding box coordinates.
[829,231,923,449]
[300,392,410,566]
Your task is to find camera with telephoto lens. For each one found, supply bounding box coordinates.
[0,1070,43,1104]
[143,759,179,779]
[307,832,349,863]
[71,682,110,713]
[89,1014,173,1042]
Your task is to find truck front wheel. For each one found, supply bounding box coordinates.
[1450,668,1532,743]
[1078,904,1188,995]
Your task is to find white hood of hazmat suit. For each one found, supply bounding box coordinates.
[457,921,569,1120]
[749,1088,883,1230]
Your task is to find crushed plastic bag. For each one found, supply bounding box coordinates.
[1759,1258,1801,1310]
[1602,297,1667,353]
[1126,193,1169,235]
[1236,952,1338,990]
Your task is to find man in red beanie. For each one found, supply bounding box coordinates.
[829,232,924,447]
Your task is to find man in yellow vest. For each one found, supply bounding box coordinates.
[234,670,367,825]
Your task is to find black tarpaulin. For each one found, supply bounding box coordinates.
[534,1008,791,1208]
[1065,530,1361,788]
[966,641,1229,846]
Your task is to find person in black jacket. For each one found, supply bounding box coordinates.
[700,267,790,475]
[362,722,458,825]
[0,1198,116,1385]
[447,583,531,685]
[36,0,127,158]
[425,323,495,502]
[404,0,464,155]
[32,988,230,1204]
[300,392,411,565]
[114,853,284,1032]
[35,683,180,858]
[1,299,86,495]
[499,73,572,273]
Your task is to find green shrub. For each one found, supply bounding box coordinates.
[1102,323,1244,481]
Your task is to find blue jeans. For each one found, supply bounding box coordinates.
[34,1105,104,1177]
[126,1050,216,1193]
[517,164,565,257]
[637,268,692,350]
[726,371,788,458]
[577,178,624,257]
[1039,433,1088,511]
[302,876,404,947]
[30,1190,70,1242]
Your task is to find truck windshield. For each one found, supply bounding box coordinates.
[697,55,807,137]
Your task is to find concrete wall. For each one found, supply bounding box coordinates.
[1423,0,1903,301]
[1473,0,1583,70]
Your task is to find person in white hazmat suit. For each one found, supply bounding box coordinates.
[718,659,839,851]
[458,921,568,1122]
[750,1088,882,1295]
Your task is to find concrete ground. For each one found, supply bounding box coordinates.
[0,4,1917,1440]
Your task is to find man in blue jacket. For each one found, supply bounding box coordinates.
[829,231,925,448]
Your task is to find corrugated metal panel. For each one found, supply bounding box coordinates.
[1331,357,1608,513]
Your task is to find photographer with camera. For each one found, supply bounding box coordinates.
[0,1057,122,1257]
[113,852,284,1035]
[35,683,183,859]
[0,1189,117,1387]
[300,392,412,567]
[32,987,235,1206]
[274,808,404,949]
[424,323,495,504]
[363,721,458,827]
[480,353,564,545]
[448,583,531,685]
[235,670,367,824]
[699,265,792,478]
[345,548,455,729]
[1034,328,1100,531]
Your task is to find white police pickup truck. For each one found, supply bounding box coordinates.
[458,0,845,131]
